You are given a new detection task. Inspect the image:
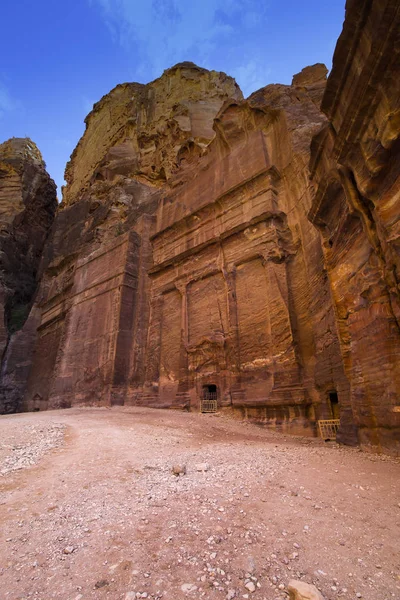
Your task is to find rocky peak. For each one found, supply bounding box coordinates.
[63,63,243,206]
[0,137,44,167]
[291,63,328,88]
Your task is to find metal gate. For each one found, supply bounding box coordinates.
[318,419,340,440]
[200,392,218,413]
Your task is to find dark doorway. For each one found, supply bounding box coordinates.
[202,384,218,400]
[329,391,339,419]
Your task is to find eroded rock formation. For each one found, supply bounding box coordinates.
[310,0,400,453]
[1,1,399,455]
[11,61,349,437]
[0,138,57,413]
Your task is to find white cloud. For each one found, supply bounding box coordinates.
[0,83,21,120]
[89,0,268,82]
[231,60,271,97]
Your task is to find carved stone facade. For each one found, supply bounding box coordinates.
[21,73,348,440]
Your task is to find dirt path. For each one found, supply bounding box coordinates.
[0,407,399,600]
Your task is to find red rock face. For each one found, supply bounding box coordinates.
[18,63,349,440]
[309,0,400,454]
[0,138,57,413]
[3,3,398,456]
[144,81,348,437]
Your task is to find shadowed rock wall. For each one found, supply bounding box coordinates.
[0,138,57,413]
[310,0,400,453]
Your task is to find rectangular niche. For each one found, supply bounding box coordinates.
[236,258,271,368]
[188,273,229,347]
[159,289,182,395]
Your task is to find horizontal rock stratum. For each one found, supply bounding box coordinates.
[0,0,399,456]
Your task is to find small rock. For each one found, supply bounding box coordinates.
[63,546,75,555]
[288,580,325,600]
[125,594,136,600]
[94,580,109,589]
[226,590,236,600]
[245,581,256,593]
[181,583,198,593]
[172,464,186,476]
[195,463,210,471]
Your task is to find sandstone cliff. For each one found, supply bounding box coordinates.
[63,62,243,206]
[1,0,399,456]
[0,138,57,413]
[13,61,350,440]
[310,0,400,453]
[8,65,244,412]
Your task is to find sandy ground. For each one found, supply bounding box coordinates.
[0,407,399,600]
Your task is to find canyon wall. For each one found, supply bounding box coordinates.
[14,62,347,438]
[0,138,57,413]
[309,0,400,453]
[1,0,399,454]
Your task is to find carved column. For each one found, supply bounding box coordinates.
[175,281,190,399]
[223,266,241,405]
[144,294,164,387]
[224,266,240,372]
[260,249,299,391]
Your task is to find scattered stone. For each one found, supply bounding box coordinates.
[245,581,256,593]
[195,463,210,472]
[172,465,186,476]
[288,580,325,600]
[181,583,198,593]
[94,580,109,589]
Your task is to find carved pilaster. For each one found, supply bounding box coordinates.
[260,251,299,387]
[223,266,240,372]
[144,294,164,385]
[175,281,190,393]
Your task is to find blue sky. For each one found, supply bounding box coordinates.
[0,0,345,196]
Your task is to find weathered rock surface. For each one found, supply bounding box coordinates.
[63,62,243,206]
[309,0,400,453]
[14,61,349,437]
[145,63,347,432]
[1,1,399,456]
[12,64,243,412]
[0,138,57,413]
